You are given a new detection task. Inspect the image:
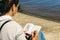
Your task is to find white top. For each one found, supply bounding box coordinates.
[0,15,26,40]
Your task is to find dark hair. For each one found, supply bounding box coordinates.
[0,0,19,15]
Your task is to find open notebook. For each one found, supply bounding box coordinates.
[24,23,41,34]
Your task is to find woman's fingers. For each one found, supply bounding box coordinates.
[35,31,39,38]
[32,31,35,38]
[32,31,39,40]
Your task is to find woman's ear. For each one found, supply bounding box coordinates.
[12,4,16,12]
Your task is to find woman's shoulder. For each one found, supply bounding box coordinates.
[4,20,23,31]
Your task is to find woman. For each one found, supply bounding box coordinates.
[0,0,38,40]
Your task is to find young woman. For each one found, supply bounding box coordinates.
[0,0,38,40]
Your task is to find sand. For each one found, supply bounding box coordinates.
[13,12,60,40]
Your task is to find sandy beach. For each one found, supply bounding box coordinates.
[13,12,60,40]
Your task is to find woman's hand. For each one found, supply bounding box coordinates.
[32,31,39,40]
[24,30,39,40]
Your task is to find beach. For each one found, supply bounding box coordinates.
[13,12,60,40]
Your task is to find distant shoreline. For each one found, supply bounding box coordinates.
[18,9,60,22]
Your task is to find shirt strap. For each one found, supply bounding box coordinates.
[0,20,12,31]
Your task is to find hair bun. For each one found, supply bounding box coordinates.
[0,0,2,3]
[0,0,2,2]
[0,0,4,13]
[0,0,2,1]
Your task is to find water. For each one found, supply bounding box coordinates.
[20,0,60,9]
[19,0,60,19]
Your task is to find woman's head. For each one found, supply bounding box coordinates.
[0,0,19,16]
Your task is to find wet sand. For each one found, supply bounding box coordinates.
[13,12,60,40]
